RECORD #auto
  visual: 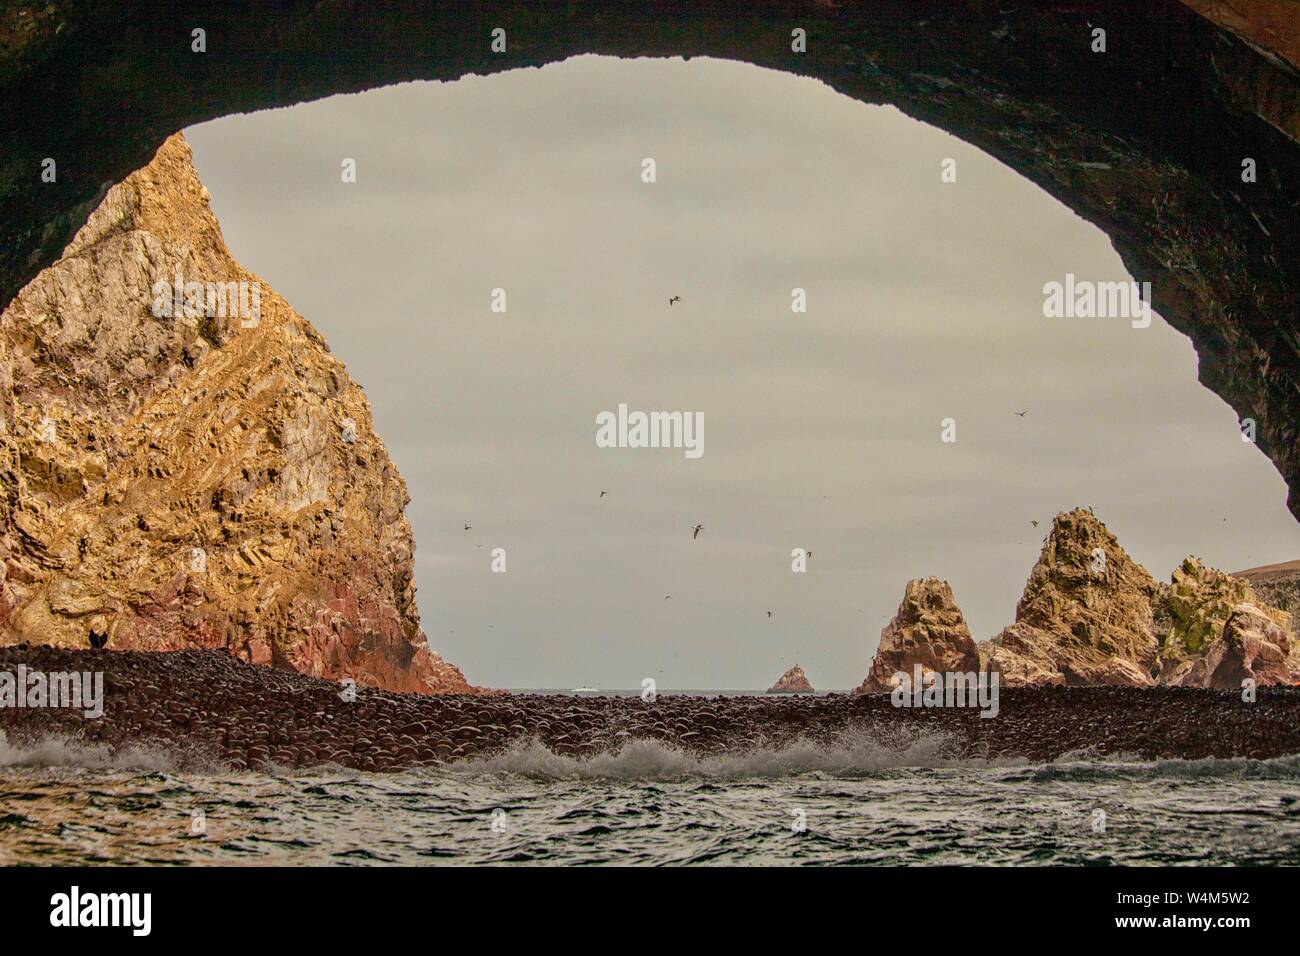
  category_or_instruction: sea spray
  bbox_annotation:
[448,726,999,782]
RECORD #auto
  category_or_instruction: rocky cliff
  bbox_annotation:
[767,664,814,694]
[981,510,1160,687]
[853,577,981,695]
[1164,603,1297,690]
[4,3,1300,528]
[1159,557,1258,655]
[858,511,1298,690]
[0,133,480,694]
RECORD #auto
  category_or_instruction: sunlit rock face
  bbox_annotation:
[1163,602,1297,689]
[0,133,481,694]
[1155,556,1289,680]
[853,578,981,696]
[1160,558,1259,655]
[1179,1,1300,83]
[964,515,1298,688]
[1158,558,1299,688]
[980,510,1161,687]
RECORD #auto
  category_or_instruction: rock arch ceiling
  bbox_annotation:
[1,0,1298,524]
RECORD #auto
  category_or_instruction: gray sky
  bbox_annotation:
[185,55,1300,690]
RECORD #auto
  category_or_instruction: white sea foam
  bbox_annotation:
[449,727,1032,781]
[448,729,1300,783]
[4,727,1297,783]
[0,730,182,772]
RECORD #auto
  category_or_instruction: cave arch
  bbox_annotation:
[1,0,1298,517]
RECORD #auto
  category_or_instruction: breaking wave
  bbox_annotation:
[0,730,190,773]
[450,732,1300,783]
[4,731,1300,865]
[3,727,1298,783]
[453,728,1021,781]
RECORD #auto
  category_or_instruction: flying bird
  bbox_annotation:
[1015,410,1028,417]
[669,296,681,306]
[599,491,607,498]
[1031,520,1038,528]
[463,524,471,531]
[665,595,672,600]
[767,611,773,618]
[692,524,703,540]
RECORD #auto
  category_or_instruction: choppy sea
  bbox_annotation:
[3,691,1298,866]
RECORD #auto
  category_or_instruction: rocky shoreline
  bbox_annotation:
[3,645,1299,773]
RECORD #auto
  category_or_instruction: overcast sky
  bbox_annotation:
[184,55,1300,690]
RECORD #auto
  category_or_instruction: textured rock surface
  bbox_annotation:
[1,2,1299,522]
[0,133,480,694]
[1236,559,1300,621]
[980,510,1160,687]
[1166,603,1298,689]
[1160,557,1258,654]
[767,664,814,694]
[1155,556,1293,683]
[853,578,981,695]
[968,518,1297,688]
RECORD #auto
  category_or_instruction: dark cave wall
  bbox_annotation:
[1,0,1298,516]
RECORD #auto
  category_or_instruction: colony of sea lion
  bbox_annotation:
[2,646,1296,772]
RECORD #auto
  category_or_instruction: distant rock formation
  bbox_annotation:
[980,509,1160,687]
[853,578,980,695]
[768,664,814,694]
[849,512,1300,693]
[1235,559,1300,621]
[0,133,482,694]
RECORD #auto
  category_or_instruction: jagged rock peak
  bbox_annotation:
[853,577,980,695]
[1016,509,1158,630]
[980,508,1159,687]
[0,133,484,694]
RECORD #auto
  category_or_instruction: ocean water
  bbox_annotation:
[2,729,1299,865]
